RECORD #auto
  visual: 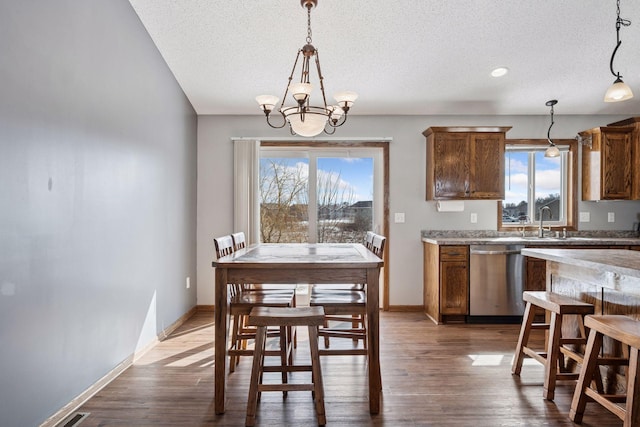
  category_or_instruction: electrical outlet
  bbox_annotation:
[394,212,405,223]
[186,277,190,289]
[470,213,478,223]
[608,212,615,223]
[579,212,590,222]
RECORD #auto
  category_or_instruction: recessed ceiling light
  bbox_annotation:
[491,67,509,77]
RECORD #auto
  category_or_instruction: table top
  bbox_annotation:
[212,243,383,269]
[522,248,640,279]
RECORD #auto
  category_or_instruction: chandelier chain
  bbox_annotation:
[306,7,312,44]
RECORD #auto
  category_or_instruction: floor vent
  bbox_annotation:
[60,412,89,427]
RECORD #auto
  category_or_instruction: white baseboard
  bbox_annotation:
[40,306,197,427]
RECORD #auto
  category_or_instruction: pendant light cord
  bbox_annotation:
[610,0,631,78]
[547,104,555,144]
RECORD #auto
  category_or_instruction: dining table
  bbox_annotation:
[212,242,384,415]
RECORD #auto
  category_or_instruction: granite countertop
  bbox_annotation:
[421,230,640,246]
[521,248,640,278]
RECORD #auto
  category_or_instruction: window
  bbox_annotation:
[259,146,383,244]
[501,139,577,229]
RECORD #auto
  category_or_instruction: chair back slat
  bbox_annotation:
[370,233,386,258]
[231,232,247,251]
[364,231,375,250]
[214,235,244,296]
[214,235,234,259]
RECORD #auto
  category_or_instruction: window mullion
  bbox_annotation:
[308,152,318,244]
[528,152,536,222]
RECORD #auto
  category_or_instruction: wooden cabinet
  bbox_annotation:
[607,117,640,199]
[525,257,547,292]
[423,126,511,200]
[439,246,469,315]
[579,125,634,200]
[424,243,469,323]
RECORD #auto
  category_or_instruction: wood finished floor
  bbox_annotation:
[76,311,622,426]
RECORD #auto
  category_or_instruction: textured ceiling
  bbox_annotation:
[128,0,640,116]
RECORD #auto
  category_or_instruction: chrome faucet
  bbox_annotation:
[538,206,551,238]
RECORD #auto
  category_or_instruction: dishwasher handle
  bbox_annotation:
[470,249,522,256]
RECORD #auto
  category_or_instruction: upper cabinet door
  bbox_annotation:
[424,126,511,200]
[469,133,505,199]
[432,132,470,199]
[581,125,634,200]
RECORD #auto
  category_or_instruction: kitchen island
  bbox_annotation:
[521,248,640,318]
[521,248,640,390]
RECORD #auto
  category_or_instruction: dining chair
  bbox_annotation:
[309,232,385,355]
[214,235,295,373]
[231,231,298,348]
[231,232,298,296]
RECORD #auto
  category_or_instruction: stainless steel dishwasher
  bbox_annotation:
[469,244,525,317]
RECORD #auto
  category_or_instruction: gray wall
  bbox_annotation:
[0,2,197,426]
[198,115,640,307]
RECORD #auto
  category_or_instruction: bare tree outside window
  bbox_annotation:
[260,158,309,243]
[260,157,373,243]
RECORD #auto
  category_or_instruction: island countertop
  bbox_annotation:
[521,248,640,280]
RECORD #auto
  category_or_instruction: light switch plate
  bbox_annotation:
[470,213,478,223]
[394,212,405,223]
[579,212,590,222]
[608,212,615,223]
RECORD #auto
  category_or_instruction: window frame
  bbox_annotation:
[259,146,384,243]
[498,138,577,231]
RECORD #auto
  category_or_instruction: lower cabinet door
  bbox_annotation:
[440,261,469,315]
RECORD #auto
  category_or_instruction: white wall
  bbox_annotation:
[197,114,640,307]
[0,2,197,426]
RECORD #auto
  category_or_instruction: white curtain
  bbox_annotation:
[233,139,260,244]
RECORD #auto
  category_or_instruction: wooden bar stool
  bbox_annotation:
[512,291,595,401]
[245,306,326,427]
[570,315,640,426]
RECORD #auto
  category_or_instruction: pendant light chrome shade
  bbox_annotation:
[544,100,560,158]
[604,0,633,102]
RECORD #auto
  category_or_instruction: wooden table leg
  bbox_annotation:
[214,267,229,414]
[367,267,381,414]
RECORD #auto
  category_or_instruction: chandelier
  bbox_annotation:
[604,0,633,102]
[255,0,357,137]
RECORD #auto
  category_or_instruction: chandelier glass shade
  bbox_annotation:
[255,0,357,137]
[604,0,633,102]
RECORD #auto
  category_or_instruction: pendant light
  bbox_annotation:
[604,0,633,102]
[544,100,560,158]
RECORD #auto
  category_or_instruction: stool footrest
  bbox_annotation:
[584,388,627,420]
[262,365,313,373]
[531,323,550,330]
[258,383,316,393]
[555,372,581,381]
[522,347,547,365]
[560,338,587,345]
[596,357,629,366]
[559,347,585,364]
[319,348,368,356]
